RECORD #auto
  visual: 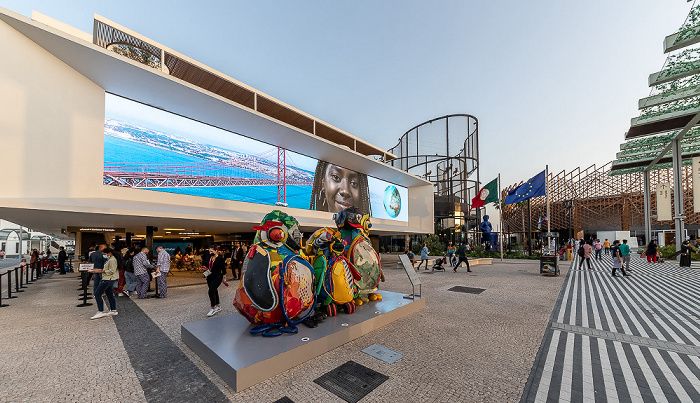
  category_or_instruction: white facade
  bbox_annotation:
[0,8,434,241]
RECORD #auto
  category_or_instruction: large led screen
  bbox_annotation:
[103,94,408,221]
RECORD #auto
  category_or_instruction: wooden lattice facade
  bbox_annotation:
[501,162,700,238]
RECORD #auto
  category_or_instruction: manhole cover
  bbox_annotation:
[313,360,388,403]
[362,344,404,364]
[448,286,485,294]
[273,397,294,403]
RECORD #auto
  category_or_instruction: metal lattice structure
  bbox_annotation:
[387,114,479,236]
[501,162,700,240]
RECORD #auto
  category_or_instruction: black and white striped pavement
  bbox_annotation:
[521,255,700,403]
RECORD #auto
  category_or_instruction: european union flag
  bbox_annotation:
[504,170,546,204]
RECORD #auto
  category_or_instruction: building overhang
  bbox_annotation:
[0,8,421,188]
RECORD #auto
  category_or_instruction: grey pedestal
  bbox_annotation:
[181,290,425,392]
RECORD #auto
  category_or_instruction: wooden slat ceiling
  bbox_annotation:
[256,95,314,133]
[164,52,255,109]
[93,19,389,159]
[315,122,355,150]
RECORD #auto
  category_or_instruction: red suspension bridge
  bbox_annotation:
[103,148,313,204]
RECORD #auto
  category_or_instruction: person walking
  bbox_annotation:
[447,242,456,267]
[643,240,659,263]
[206,245,227,317]
[132,247,154,299]
[611,240,628,277]
[416,243,429,270]
[57,246,67,275]
[619,239,632,272]
[154,245,170,298]
[89,248,119,319]
[122,247,137,297]
[578,240,593,270]
[593,239,603,260]
[453,241,472,273]
[232,243,245,280]
[30,249,39,276]
[603,239,610,255]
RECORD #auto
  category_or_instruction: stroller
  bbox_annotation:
[432,255,448,271]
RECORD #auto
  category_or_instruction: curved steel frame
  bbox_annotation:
[388,114,480,238]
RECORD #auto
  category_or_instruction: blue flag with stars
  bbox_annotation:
[504,170,546,204]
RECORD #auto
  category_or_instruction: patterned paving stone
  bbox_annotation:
[521,256,700,403]
[0,256,564,402]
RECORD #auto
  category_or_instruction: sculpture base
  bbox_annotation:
[181,290,425,392]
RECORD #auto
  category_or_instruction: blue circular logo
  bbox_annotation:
[383,185,401,218]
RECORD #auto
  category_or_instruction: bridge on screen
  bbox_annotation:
[103,148,312,204]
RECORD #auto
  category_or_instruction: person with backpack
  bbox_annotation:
[453,241,472,273]
[578,240,593,270]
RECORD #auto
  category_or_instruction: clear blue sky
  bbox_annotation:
[0,0,693,188]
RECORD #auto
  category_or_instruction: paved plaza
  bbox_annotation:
[522,255,700,403]
[0,254,697,402]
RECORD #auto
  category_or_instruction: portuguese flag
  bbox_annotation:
[471,177,498,210]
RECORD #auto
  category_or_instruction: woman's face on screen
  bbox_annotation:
[323,164,360,213]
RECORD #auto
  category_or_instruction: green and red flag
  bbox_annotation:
[471,177,498,210]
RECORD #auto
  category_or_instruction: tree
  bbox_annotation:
[422,234,445,255]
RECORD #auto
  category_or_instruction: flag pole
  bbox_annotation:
[546,165,551,254]
[499,173,504,261]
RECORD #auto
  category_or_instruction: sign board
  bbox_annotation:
[694,157,700,213]
[67,227,125,233]
[656,182,672,221]
[398,255,420,286]
[539,255,559,276]
[79,263,94,272]
[398,254,421,299]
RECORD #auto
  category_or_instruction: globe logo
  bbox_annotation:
[383,185,401,218]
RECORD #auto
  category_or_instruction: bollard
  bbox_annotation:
[4,271,17,299]
[25,265,32,284]
[150,272,160,298]
[19,266,27,289]
[76,270,93,307]
[0,272,8,307]
[14,268,24,293]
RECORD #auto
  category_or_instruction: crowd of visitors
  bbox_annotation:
[79,241,251,319]
[569,235,687,277]
[403,241,473,273]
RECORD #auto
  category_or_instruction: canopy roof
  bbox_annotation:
[613,2,700,174]
[0,229,31,241]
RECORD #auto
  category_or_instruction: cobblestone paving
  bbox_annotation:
[0,257,564,402]
[0,271,147,402]
[522,256,700,403]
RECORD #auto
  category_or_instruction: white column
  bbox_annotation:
[644,170,651,245]
[672,138,685,252]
